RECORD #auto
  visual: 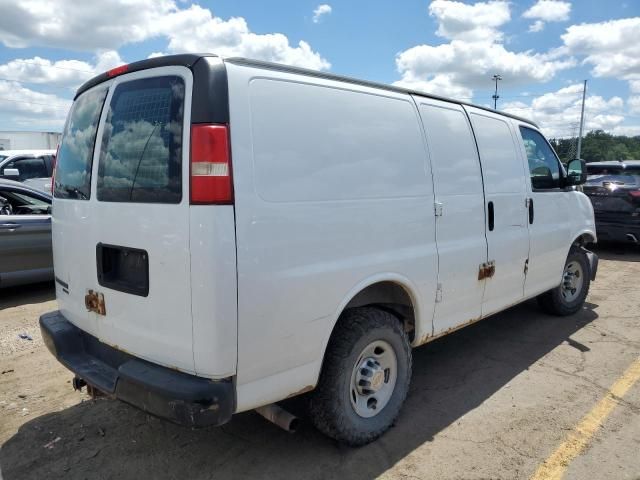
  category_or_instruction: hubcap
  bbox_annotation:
[350,340,397,418]
[561,261,584,302]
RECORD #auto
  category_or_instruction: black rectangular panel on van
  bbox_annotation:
[96,243,149,297]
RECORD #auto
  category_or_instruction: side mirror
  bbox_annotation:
[565,159,587,186]
[3,168,19,180]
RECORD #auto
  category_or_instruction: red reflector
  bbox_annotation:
[630,190,640,198]
[190,124,233,204]
[106,64,129,78]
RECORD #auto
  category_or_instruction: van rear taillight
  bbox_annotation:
[190,124,233,204]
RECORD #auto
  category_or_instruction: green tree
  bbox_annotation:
[550,130,640,163]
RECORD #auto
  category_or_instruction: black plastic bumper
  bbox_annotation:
[595,221,640,244]
[39,311,235,428]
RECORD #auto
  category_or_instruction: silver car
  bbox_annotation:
[0,178,53,287]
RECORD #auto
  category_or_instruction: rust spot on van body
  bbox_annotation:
[85,290,106,315]
[477,261,496,280]
[415,316,483,347]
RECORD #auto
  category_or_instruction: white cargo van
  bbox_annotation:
[41,54,597,445]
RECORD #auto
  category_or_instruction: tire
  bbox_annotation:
[307,307,412,446]
[537,247,591,316]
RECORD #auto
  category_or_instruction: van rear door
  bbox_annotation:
[53,67,196,373]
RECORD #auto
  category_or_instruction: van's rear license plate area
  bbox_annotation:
[96,243,149,297]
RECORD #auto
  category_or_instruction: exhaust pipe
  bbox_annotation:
[255,404,299,433]
[626,233,638,243]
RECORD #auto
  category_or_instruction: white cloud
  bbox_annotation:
[159,5,330,70]
[528,20,545,32]
[523,1,571,35]
[394,1,574,99]
[523,1,571,22]
[561,17,640,88]
[502,84,625,138]
[0,80,70,128]
[429,0,511,42]
[0,51,123,89]
[0,0,176,50]
[610,125,640,136]
[312,4,332,24]
[0,0,329,71]
[394,73,473,99]
[628,96,640,115]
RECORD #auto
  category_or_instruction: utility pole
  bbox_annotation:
[577,79,587,159]
[492,74,502,109]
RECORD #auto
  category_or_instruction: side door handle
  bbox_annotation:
[488,201,494,231]
[528,198,534,224]
[0,222,22,231]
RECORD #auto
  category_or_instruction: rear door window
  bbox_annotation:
[54,87,108,199]
[97,76,185,203]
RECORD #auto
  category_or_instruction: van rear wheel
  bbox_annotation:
[537,248,591,316]
[308,307,411,446]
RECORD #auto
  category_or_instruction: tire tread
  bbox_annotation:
[308,307,412,446]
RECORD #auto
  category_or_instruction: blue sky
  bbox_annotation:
[0,0,639,137]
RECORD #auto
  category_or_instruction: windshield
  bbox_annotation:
[54,87,108,200]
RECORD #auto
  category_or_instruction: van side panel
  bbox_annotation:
[226,63,437,411]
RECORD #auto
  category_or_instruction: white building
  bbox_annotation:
[0,131,61,150]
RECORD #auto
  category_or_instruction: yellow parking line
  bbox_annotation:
[531,356,640,480]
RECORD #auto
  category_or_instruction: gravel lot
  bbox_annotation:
[1,244,639,480]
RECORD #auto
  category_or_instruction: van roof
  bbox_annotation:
[76,53,538,128]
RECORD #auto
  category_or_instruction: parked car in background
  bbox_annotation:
[583,160,640,244]
[0,178,53,287]
[0,149,56,193]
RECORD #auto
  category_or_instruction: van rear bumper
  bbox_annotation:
[39,310,235,428]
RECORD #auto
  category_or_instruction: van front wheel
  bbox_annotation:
[308,307,412,446]
[537,248,591,316]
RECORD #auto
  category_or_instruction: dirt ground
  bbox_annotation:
[1,244,639,480]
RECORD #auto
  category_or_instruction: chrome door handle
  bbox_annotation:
[0,223,21,230]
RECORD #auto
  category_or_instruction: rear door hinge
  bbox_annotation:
[434,201,443,217]
[524,258,529,275]
[435,283,443,303]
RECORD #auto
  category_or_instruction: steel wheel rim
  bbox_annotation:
[349,339,398,418]
[561,260,584,302]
